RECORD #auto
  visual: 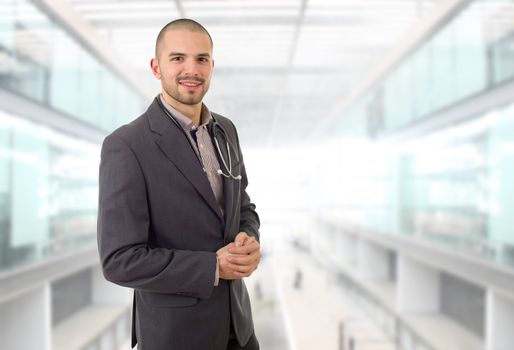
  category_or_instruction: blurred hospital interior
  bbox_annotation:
[1,0,514,349]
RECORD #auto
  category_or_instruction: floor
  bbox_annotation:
[247,244,397,350]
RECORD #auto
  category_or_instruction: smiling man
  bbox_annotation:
[97,19,261,350]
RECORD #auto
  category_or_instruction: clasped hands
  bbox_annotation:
[216,232,261,280]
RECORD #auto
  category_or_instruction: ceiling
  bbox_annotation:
[65,0,438,147]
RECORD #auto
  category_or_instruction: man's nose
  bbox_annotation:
[183,59,200,76]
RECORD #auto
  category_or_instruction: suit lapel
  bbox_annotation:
[147,98,223,220]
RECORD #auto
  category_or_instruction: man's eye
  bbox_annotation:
[198,57,208,63]
[171,57,183,62]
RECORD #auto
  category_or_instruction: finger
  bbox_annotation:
[229,241,259,255]
[227,254,257,266]
[221,242,235,253]
[230,249,260,264]
[229,263,254,274]
[234,265,258,278]
[217,242,233,256]
[242,236,256,246]
[234,269,252,278]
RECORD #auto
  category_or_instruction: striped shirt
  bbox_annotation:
[159,95,225,216]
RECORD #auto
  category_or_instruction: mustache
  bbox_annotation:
[177,76,205,83]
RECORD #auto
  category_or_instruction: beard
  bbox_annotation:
[162,76,210,106]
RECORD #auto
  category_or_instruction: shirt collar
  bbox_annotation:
[159,94,212,131]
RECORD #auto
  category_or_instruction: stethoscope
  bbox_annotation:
[156,96,242,181]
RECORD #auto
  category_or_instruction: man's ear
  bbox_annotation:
[150,58,161,79]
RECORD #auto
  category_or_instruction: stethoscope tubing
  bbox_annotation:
[210,122,242,181]
[156,97,242,181]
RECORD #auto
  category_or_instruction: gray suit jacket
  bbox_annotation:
[97,97,260,350]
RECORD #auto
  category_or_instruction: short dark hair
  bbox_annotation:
[155,18,213,58]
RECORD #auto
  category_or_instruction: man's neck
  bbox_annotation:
[161,92,202,126]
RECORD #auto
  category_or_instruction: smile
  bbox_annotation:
[179,80,202,87]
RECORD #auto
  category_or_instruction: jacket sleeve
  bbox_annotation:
[229,122,261,242]
[238,161,260,242]
[97,132,217,299]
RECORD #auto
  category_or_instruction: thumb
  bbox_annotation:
[234,232,249,247]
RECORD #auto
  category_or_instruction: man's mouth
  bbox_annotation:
[178,78,203,88]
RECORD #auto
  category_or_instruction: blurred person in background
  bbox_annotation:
[97,18,261,350]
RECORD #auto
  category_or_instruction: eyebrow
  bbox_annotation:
[168,52,211,58]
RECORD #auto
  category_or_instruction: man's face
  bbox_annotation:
[151,29,214,108]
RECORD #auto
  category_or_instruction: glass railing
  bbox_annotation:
[336,272,437,350]
[324,0,514,270]
[0,0,151,274]
[0,110,99,272]
[316,100,514,270]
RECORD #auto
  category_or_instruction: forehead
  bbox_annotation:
[160,29,212,54]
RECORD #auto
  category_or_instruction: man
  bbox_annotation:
[97,18,261,350]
